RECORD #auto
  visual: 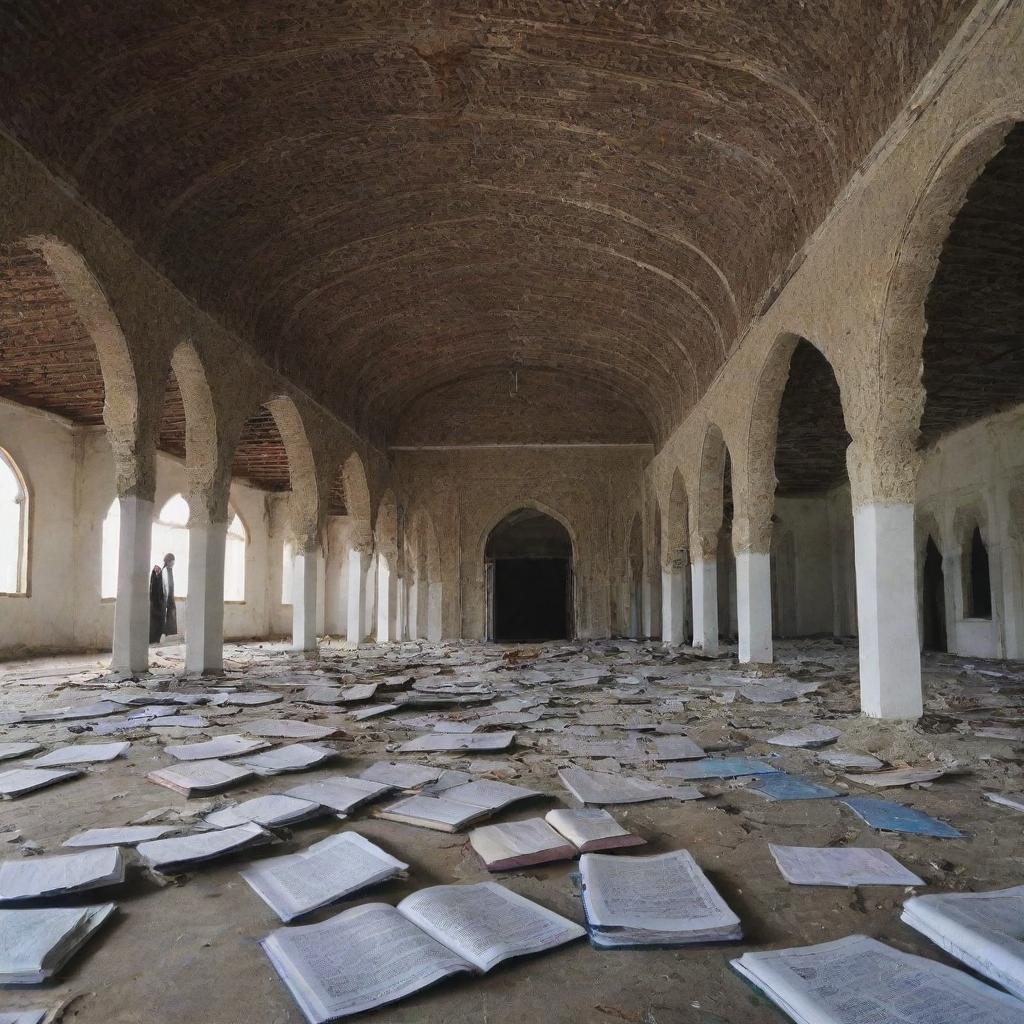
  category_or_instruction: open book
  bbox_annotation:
[377,780,541,833]
[732,934,1024,1024]
[544,808,645,853]
[262,882,584,1022]
[0,847,126,902]
[901,885,1024,1000]
[469,819,576,871]
[242,831,408,922]
[579,849,741,948]
[205,794,323,829]
[286,776,393,815]
[0,903,116,984]
[136,822,274,873]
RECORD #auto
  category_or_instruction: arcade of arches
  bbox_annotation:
[1,2,1023,731]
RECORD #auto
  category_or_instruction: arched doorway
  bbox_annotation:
[921,536,947,652]
[485,508,573,641]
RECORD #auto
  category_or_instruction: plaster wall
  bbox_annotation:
[0,399,286,657]
[394,446,652,641]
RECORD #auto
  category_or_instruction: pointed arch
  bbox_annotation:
[163,341,220,518]
[694,423,732,554]
[337,451,372,548]
[878,116,1022,454]
[264,396,319,544]
[662,467,689,566]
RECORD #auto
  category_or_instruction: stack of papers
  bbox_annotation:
[841,796,962,838]
[732,934,1023,1024]
[768,844,923,886]
[205,794,323,829]
[26,741,129,767]
[286,776,393,815]
[0,848,126,901]
[242,832,408,922]
[234,743,336,776]
[164,735,270,761]
[399,732,515,753]
[137,822,274,872]
[376,795,492,832]
[261,882,583,1021]
[580,850,742,948]
[0,767,82,799]
[901,885,1024,1000]
[0,904,116,984]
[147,759,255,796]
[662,757,776,781]
[63,826,175,848]
[559,766,700,805]
[358,762,443,789]
[243,719,338,740]
[766,725,841,748]
[0,742,42,762]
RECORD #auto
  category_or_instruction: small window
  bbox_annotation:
[966,526,992,619]
[224,510,247,602]
[151,494,190,598]
[0,449,28,595]
[100,498,120,599]
[281,539,295,605]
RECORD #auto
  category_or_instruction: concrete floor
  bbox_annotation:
[0,638,1022,1023]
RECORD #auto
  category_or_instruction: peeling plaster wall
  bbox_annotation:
[394,447,651,641]
[0,400,284,657]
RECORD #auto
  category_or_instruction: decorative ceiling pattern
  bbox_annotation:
[0,1,972,444]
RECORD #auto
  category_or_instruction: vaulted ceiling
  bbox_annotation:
[0,1,972,445]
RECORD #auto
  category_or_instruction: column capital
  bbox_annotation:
[689,531,718,562]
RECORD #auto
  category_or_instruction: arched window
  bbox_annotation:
[0,449,28,595]
[151,494,190,598]
[100,498,120,599]
[281,539,295,605]
[965,525,992,619]
[224,510,247,602]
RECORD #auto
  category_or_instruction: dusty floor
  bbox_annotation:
[0,637,1022,1024]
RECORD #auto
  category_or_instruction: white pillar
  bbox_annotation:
[661,564,685,645]
[408,575,421,640]
[315,550,327,637]
[185,520,227,673]
[427,581,443,641]
[396,575,407,642]
[112,495,153,673]
[376,555,398,642]
[691,559,718,655]
[291,547,319,652]
[854,503,923,719]
[737,551,773,664]
[346,546,368,644]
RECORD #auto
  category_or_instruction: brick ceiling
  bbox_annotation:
[0,2,973,445]
[921,123,1024,446]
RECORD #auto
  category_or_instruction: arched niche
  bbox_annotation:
[484,507,575,642]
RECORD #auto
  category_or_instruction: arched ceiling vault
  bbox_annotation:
[0,2,972,445]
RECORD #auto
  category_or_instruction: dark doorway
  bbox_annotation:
[486,508,573,641]
[922,536,947,652]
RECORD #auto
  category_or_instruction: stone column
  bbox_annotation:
[408,572,421,640]
[112,495,154,674]
[853,504,922,718]
[427,581,443,641]
[736,551,773,663]
[690,566,717,654]
[661,559,686,645]
[185,519,228,673]
[376,552,398,643]
[291,545,320,652]
[346,544,370,644]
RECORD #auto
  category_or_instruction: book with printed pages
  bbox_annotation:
[261,882,584,1022]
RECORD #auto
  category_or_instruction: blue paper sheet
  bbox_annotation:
[749,773,838,801]
[841,796,963,838]
[663,757,777,781]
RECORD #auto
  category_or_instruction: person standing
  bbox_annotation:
[161,552,177,638]
[149,565,165,643]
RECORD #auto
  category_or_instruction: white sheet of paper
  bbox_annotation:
[27,742,129,767]
[768,844,923,886]
[164,734,270,761]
